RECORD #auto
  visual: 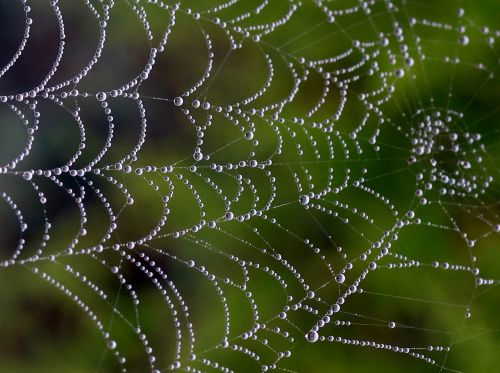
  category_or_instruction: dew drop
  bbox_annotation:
[96,92,107,101]
[459,35,469,46]
[305,330,318,343]
[299,195,310,205]
[173,97,183,106]
[394,69,405,78]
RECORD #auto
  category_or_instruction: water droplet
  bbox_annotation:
[299,195,310,205]
[173,97,183,106]
[306,330,318,343]
[405,58,414,67]
[395,69,405,78]
[96,92,107,101]
[335,274,345,284]
[459,35,469,46]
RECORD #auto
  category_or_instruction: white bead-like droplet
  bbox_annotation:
[459,35,469,46]
[299,195,310,205]
[23,171,33,180]
[173,97,183,106]
[335,274,345,283]
[388,321,396,329]
[394,69,405,78]
[306,330,318,343]
[96,92,107,101]
[107,340,117,349]
[171,361,181,369]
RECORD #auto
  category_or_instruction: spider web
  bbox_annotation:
[0,0,499,371]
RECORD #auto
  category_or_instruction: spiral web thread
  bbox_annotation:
[0,0,499,371]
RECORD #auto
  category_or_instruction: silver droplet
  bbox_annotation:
[96,92,107,101]
[299,195,310,205]
[335,274,345,284]
[305,331,318,343]
[173,97,183,106]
